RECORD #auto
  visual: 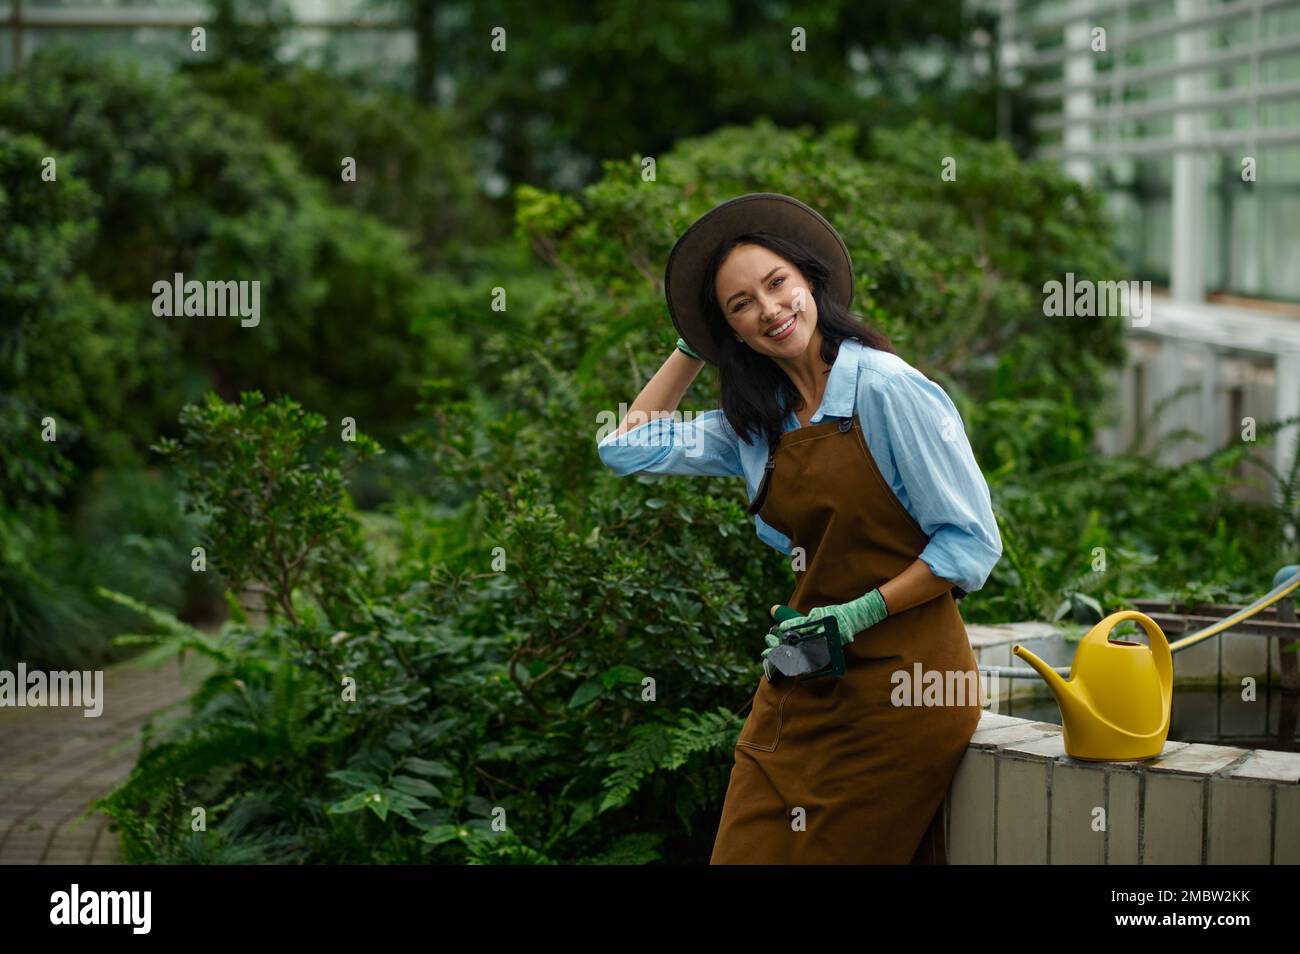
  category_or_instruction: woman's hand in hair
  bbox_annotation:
[605,347,704,440]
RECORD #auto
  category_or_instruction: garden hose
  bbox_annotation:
[1166,565,1300,652]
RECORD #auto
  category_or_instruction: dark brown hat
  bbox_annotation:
[664,192,854,366]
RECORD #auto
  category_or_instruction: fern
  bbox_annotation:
[100,725,277,804]
[464,828,558,865]
[94,797,159,864]
[992,507,1055,620]
[577,831,664,865]
[1125,382,1200,457]
[1237,416,1300,561]
[97,586,233,666]
[598,707,742,813]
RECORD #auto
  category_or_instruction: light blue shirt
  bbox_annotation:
[595,339,1003,594]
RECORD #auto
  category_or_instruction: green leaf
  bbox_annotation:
[387,790,433,812]
[402,757,454,779]
[326,792,373,815]
[327,769,382,790]
[600,665,645,688]
[420,824,462,846]
[390,775,442,799]
[566,798,597,835]
[568,678,604,708]
[575,309,646,383]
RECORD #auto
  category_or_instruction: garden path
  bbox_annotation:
[0,645,204,864]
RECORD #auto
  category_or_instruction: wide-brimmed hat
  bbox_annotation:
[664,192,854,366]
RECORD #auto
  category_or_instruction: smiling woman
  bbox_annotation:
[596,192,1003,865]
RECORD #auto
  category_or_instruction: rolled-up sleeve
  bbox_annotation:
[879,371,1002,594]
[596,408,744,478]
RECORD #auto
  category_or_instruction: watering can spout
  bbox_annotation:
[1012,644,1076,711]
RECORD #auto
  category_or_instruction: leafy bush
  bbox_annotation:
[0,509,99,670]
[182,60,504,265]
[0,47,442,446]
[0,127,133,506]
[97,393,753,863]
[0,126,213,668]
[0,47,485,666]
[0,469,213,671]
[980,398,1300,626]
[153,390,381,626]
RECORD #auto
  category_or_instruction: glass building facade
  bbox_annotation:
[1001,0,1300,501]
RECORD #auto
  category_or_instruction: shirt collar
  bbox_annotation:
[786,338,861,426]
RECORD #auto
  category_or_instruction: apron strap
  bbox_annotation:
[747,446,778,516]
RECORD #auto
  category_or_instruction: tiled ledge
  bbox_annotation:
[945,712,1300,864]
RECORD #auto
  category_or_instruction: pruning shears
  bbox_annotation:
[762,604,846,684]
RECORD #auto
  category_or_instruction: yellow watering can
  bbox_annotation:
[1012,610,1173,761]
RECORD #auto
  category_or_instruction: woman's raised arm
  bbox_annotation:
[595,345,743,478]
[606,347,704,440]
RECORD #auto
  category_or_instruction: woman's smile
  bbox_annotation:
[764,314,798,340]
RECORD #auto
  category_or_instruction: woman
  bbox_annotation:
[596,193,1002,864]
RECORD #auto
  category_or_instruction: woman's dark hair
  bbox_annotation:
[699,230,897,458]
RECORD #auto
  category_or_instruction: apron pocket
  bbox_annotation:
[736,679,797,752]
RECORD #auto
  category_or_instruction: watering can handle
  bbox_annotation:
[1097,610,1174,710]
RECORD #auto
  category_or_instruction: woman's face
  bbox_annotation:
[715,243,818,359]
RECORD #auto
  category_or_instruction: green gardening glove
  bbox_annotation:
[761,588,889,658]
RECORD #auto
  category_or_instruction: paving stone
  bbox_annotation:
[0,656,195,865]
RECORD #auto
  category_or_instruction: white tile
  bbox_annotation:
[948,748,995,864]
[1050,763,1106,865]
[1143,774,1204,864]
[1207,778,1272,864]
[1148,742,1248,776]
[1107,768,1142,865]
[1276,785,1300,864]
[996,758,1049,864]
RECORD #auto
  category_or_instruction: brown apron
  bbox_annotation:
[710,414,982,864]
